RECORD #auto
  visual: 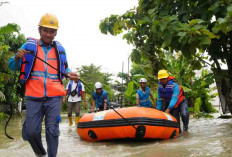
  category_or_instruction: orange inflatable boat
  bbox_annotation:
[77,107,179,141]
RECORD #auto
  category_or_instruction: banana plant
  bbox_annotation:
[0,23,25,104]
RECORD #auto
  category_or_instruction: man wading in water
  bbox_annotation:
[156,70,189,135]
[8,13,78,157]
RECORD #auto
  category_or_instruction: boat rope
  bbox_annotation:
[27,51,138,131]
[26,51,92,91]
[4,60,18,139]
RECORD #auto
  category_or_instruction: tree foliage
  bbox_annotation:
[76,64,114,100]
[99,0,231,61]
[100,0,232,114]
[164,52,197,86]
[124,53,217,114]
[0,23,26,109]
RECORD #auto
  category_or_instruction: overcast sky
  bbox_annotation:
[0,0,138,79]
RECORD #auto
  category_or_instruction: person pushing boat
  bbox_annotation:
[91,82,110,112]
[156,70,189,134]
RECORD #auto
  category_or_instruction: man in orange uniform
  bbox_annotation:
[8,14,78,157]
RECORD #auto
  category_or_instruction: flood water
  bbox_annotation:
[0,112,232,157]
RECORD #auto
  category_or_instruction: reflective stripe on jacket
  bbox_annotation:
[21,38,67,97]
[137,87,152,108]
[20,38,68,84]
[93,89,109,108]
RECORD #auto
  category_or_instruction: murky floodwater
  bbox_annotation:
[0,112,232,157]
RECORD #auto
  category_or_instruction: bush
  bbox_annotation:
[201,91,217,113]
[0,112,9,120]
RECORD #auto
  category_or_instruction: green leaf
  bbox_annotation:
[124,81,134,96]
[200,29,219,39]
[209,2,219,11]
[227,5,232,12]
[189,19,204,27]
[193,79,201,89]
[212,24,221,33]
[159,9,168,16]
[113,22,119,32]
[151,20,160,32]
[177,32,186,37]
[159,21,167,32]
[99,21,108,34]
[181,85,191,93]
[168,15,178,21]
[194,97,201,118]
[138,17,150,25]
[221,23,227,34]
[200,36,211,45]
[0,73,4,81]
[148,8,155,15]
[161,41,169,48]
[0,23,20,34]
[131,49,141,64]
[191,61,202,70]
[218,18,226,24]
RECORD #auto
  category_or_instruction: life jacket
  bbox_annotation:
[93,89,110,108]
[137,87,152,108]
[20,38,68,97]
[20,38,68,84]
[67,80,82,97]
[158,76,184,108]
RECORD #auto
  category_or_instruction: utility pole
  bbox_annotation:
[121,61,124,108]
[128,55,130,82]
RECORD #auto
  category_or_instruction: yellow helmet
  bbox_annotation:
[38,13,59,29]
[158,70,169,80]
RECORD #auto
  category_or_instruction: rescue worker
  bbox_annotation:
[8,13,78,157]
[63,77,87,126]
[156,70,189,134]
[136,78,156,108]
[92,82,109,112]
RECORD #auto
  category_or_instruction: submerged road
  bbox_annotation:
[0,112,232,157]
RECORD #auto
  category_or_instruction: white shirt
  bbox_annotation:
[66,81,85,102]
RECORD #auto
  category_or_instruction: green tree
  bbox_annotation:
[130,62,144,77]
[187,70,218,118]
[0,23,26,113]
[76,64,114,101]
[124,52,217,113]
[100,0,232,114]
[123,62,156,106]
[164,52,197,86]
[117,72,129,85]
